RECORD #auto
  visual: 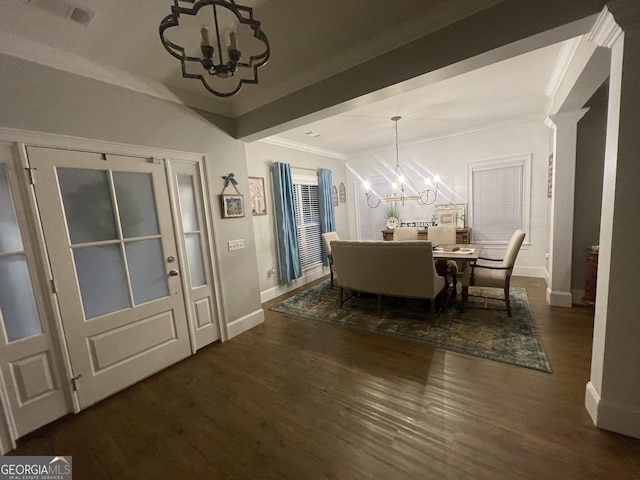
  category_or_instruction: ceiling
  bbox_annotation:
[0,0,570,156]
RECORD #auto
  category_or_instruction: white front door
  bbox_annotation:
[27,147,191,409]
[0,146,71,437]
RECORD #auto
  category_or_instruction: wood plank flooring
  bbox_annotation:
[11,277,640,479]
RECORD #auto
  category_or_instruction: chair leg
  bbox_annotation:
[452,273,458,297]
[504,276,512,317]
[338,287,344,309]
[505,286,512,317]
[462,286,469,301]
[430,299,436,322]
[377,295,382,318]
[330,269,334,289]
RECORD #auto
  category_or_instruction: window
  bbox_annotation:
[293,177,322,270]
[468,155,530,244]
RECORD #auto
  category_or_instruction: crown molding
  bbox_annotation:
[544,36,582,100]
[259,136,347,160]
[588,6,623,48]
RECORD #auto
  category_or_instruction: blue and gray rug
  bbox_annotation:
[271,280,551,373]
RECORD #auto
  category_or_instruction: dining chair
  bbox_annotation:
[428,225,459,294]
[321,231,340,288]
[392,227,419,241]
[461,229,526,316]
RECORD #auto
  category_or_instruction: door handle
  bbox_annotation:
[169,269,180,277]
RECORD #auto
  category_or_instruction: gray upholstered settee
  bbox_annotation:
[330,240,446,320]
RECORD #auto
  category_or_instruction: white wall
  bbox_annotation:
[0,53,263,330]
[346,118,551,278]
[244,141,349,301]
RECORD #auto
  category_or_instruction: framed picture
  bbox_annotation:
[339,182,347,203]
[221,194,245,218]
[438,212,457,226]
[248,176,267,216]
[434,203,466,228]
[332,185,339,206]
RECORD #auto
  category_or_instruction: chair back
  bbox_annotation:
[428,225,456,246]
[322,231,340,256]
[503,229,526,268]
[392,227,419,241]
[331,240,444,299]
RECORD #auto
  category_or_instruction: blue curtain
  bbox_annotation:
[317,168,336,266]
[271,162,302,282]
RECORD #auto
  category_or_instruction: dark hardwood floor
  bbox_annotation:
[11,277,640,479]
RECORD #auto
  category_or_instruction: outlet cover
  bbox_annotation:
[228,239,244,251]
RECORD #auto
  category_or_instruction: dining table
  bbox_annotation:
[432,244,484,294]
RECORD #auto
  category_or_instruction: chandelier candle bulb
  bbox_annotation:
[200,26,211,47]
[227,30,238,51]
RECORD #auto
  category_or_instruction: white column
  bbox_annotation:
[586,1,640,439]
[545,109,587,307]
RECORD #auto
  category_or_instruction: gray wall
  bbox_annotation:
[572,83,608,292]
[0,53,262,324]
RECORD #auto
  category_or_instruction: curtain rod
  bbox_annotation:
[270,161,319,173]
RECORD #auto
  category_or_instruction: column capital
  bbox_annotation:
[545,108,589,129]
[589,6,623,48]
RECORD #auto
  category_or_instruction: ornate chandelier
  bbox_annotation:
[159,0,270,97]
[363,116,440,208]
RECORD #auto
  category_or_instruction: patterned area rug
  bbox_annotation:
[271,280,551,373]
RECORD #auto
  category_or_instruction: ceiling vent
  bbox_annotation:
[67,5,95,27]
[20,0,95,28]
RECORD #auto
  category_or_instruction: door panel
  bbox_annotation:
[0,146,71,437]
[27,147,191,409]
[169,161,221,350]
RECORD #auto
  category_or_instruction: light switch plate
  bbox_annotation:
[228,239,244,251]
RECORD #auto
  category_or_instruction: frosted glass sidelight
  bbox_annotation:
[73,245,131,320]
[125,239,169,305]
[185,233,206,287]
[177,175,199,232]
[113,172,160,238]
[58,168,118,244]
[0,254,42,341]
[0,165,24,253]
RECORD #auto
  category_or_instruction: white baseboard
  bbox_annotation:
[226,308,265,339]
[585,381,601,425]
[260,266,329,304]
[513,266,547,278]
[546,287,573,307]
[585,381,640,439]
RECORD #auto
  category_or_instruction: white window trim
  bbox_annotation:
[467,153,531,247]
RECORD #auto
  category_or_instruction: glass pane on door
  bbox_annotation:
[177,175,199,231]
[185,234,206,287]
[73,245,131,319]
[0,165,24,252]
[125,239,169,304]
[113,172,160,238]
[0,254,42,342]
[58,168,118,244]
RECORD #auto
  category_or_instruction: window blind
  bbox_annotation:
[293,183,322,269]
[472,163,523,243]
